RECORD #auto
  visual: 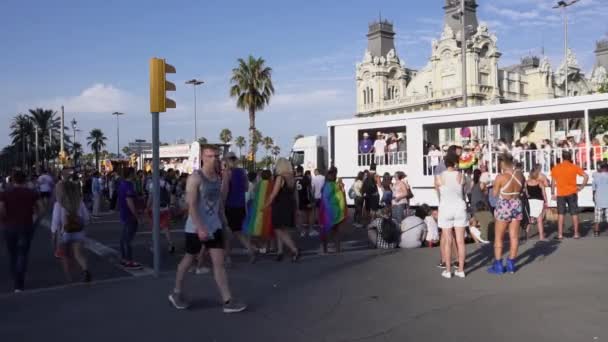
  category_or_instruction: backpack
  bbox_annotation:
[63,211,83,233]
[379,218,400,244]
[160,182,171,207]
[348,185,356,199]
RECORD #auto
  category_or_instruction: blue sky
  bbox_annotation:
[1,0,607,155]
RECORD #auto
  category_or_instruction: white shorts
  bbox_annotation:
[438,205,468,229]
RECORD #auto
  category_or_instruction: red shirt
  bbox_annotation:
[0,187,39,226]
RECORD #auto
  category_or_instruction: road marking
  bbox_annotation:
[84,237,155,277]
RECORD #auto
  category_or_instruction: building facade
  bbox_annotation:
[355,0,608,145]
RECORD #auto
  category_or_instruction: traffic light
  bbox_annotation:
[149,58,176,113]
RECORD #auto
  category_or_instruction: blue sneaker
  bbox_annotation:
[506,258,517,274]
[487,260,505,275]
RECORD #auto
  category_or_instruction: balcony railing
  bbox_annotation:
[358,151,407,167]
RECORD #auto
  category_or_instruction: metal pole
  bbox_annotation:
[35,127,39,171]
[151,112,161,276]
[461,0,468,107]
[564,6,568,97]
[194,85,198,141]
[60,105,65,154]
[117,114,120,157]
[584,108,591,171]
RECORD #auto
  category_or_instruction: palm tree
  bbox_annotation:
[262,136,274,158]
[234,136,246,158]
[28,108,64,164]
[87,129,107,170]
[10,114,34,170]
[122,146,132,156]
[229,55,275,164]
[198,137,208,145]
[219,129,233,145]
[294,134,304,142]
[271,145,281,161]
[251,130,263,160]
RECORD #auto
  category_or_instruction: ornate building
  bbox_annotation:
[355,0,607,144]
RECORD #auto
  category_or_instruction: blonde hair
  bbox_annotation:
[61,181,82,214]
[275,158,293,176]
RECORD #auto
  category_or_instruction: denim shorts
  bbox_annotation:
[557,194,579,215]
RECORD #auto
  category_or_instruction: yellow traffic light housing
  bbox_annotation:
[150,58,176,112]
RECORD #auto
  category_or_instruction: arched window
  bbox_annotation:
[370,88,374,103]
[363,89,367,104]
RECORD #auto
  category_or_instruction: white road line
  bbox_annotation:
[84,237,154,277]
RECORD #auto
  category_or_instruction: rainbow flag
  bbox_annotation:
[459,154,476,169]
[242,180,274,237]
[319,182,347,234]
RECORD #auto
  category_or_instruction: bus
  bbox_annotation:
[327,94,608,207]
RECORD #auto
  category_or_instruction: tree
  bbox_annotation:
[234,136,246,158]
[10,114,34,170]
[229,55,275,164]
[590,82,608,136]
[294,134,304,142]
[122,146,132,156]
[28,108,65,165]
[197,137,208,145]
[251,130,263,160]
[219,129,233,145]
[262,136,274,158]
[87,129,107,170]
[271,145,281,161]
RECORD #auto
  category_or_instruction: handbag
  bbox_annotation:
[405,185,414,200]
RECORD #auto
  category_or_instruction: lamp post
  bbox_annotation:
[71,118,78,164]
[112,112,124,158]
[553,0,580,98]
[185,79,204,141]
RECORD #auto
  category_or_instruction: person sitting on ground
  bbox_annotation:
[399,206,428,249]
[367,207,400,249]
[469,201,493,244]
[424,206,440,247]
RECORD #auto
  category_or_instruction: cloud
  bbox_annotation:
[486,4,539,20]
[37,84,144,114]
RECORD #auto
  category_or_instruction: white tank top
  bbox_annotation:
[439,171,465,206]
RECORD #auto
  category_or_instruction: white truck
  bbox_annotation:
[290,135,328,174]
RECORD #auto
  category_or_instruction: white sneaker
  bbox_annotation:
[441,270,452,279]
[195,267,210,275]
[308,230,319,237]
[454,271,466,278]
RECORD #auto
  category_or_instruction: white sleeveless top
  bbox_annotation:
[439,171,465,207]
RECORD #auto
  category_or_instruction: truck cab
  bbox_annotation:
[290,135,328,174]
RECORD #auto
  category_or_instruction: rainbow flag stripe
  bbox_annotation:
[243,180,274,237]
[319,182,347,234]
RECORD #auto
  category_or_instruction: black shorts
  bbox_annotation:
[557,194,579,215]
[184,230,224,255]
[364,194,380,212]
[225,206,246,232]
[40,191,52,199]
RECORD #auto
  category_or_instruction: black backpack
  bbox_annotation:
[380,218,401,244]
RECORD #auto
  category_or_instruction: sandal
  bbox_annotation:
[594,231,600,237]
[555,236,563,241]
[292,251,300,263]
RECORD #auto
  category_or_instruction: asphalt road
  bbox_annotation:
[2,209,608,341]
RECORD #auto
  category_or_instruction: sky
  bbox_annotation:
[1,0,607,156]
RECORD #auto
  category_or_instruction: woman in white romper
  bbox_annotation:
[435,154,467,279]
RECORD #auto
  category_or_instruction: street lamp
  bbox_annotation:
[112,112,125,158]
[185,79,204,141]
[553,0,580,98]
[71,118,78,163]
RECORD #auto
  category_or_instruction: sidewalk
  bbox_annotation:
[2,236,608,341]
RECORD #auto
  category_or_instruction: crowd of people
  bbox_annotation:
[3,139,608,312]
[425,134,608,174]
